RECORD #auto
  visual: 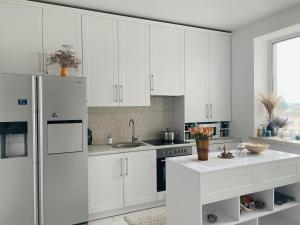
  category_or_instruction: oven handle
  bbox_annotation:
[161,160,166,162]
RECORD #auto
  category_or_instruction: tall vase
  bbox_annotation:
[196,139,209,161]
[60,67,68,77]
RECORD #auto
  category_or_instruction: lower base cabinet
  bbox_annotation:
[88,150,157,215]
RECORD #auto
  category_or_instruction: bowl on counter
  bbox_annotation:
[243,142,270,154]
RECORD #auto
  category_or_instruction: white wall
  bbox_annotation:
[231,4,300,141]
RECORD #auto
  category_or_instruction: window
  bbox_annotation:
[273,36,300,135]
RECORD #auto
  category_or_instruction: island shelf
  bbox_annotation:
[166,150,300,225]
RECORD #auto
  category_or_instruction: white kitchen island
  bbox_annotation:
[166,150,300,225]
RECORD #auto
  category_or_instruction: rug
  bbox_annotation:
[124,207,166,225]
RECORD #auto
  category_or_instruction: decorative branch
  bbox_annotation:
[259,93,282,120]
[47,44,81,70]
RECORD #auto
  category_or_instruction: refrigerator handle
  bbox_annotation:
[32,76,38,225]
[37,76,45,225]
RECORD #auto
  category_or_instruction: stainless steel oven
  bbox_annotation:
[156,146,192,192]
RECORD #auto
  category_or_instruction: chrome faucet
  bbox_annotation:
[129,119,138,143]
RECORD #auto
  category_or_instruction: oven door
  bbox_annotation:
[157,157,166,192]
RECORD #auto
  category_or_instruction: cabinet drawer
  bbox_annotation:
[257,159,300,189]
[201,168,255,203]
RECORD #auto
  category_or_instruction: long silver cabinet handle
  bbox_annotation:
[120,158,123,176]
[44,53,49,75]
[210,104,213,119]
[206,104,209,119]
[119,85,124,102]
[114,85,118,102]
[125,157,129,176]
[150,75,154,91]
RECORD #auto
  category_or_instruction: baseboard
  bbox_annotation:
[89,200,166,221]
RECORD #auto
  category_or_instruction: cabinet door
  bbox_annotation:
[82,15,119,106]
[118,20,150,106]
[150,25,184,96]
[88,154,124,214]
[43,9,82,76]
[0,3,43,75]
[209,34,231,121]
[124,150,157,207]
[185,31,209,122]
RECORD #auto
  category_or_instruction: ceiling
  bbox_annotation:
[36,0,300,31]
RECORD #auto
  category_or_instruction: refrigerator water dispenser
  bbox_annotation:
[0,122,27,158]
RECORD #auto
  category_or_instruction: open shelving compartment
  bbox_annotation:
[239,189,274,222]
[202,197,240,225]
[259,206,300,225]
[201,182,300,225]
[273,182,300,212]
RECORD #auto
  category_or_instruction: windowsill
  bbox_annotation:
[249,136,300,148]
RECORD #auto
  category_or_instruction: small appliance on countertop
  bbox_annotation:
[88,128,92,145]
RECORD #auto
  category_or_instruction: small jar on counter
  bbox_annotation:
[107,133,113,145]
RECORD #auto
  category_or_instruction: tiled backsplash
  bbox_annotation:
[88,97,173,145]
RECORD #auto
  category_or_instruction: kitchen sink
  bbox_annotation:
[112,142,145,148]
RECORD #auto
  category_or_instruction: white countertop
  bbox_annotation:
[88,142,193,156]
[250,136,300,148]
[167,149,300,174]
[88,137,241,156]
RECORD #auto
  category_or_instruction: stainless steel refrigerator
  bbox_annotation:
[0,74,88,225]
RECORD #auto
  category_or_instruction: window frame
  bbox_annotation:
[270,33,300,95]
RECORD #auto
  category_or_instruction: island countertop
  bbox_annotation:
[167,149,300,174]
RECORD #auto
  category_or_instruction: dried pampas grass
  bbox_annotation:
[259,93,282,120]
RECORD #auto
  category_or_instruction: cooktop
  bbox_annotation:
[144,139,187,146]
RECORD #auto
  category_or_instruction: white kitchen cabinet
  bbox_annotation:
[83,16,150,106]
[209,34,231,121]
[185,31,209,122]
[184,31,231,122]
[0,3,43,75]
[118,20,150,106]
[123,150,156,207]
[150,25,184,96]
[88,154,124,214]
[83,15,119,106]
[43,9,82,77]
[89,150,157,215]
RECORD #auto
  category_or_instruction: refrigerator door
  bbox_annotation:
[0,75,37,225]
[38,76,88,225]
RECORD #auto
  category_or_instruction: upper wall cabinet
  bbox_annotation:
[83,15,150,107]
[150,25,184,96]
[0,3,43,75]
[185,31,209,122]
[209,34,231,122]
[43,9,82,77]
[83,15,119,107]
[185,31,231,123]
[118,20,150,106]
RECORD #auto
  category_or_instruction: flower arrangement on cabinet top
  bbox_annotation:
[259,93,289,137]
[47,44,81,77]
[189,127,214,161]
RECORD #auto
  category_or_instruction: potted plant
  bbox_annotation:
[47,44,81,77]
[259,94,282,136]
[269,116,289,136]
[189,127,214,161]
